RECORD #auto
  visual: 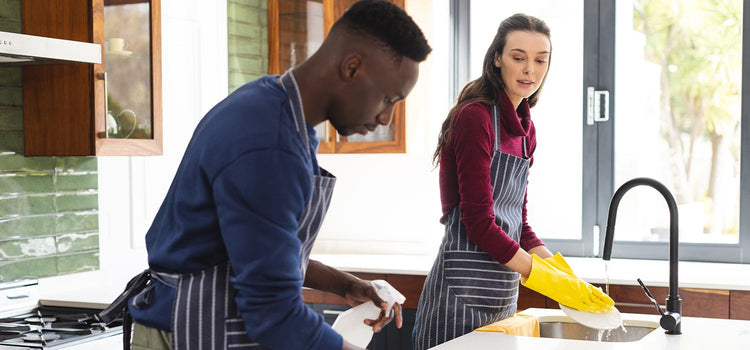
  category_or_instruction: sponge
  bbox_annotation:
[474,313,540,337]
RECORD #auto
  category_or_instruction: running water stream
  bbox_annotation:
[598,260,626,341]
[604,260,610,295]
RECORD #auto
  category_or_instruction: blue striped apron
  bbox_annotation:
[412,104,530,349]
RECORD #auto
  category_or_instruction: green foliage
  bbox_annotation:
[633,0,741,137]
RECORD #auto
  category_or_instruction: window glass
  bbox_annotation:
[613,0,742,244]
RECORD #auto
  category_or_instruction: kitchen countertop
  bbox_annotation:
[36,254,750,308]
[309,254,750,291]
[36,254,750,306]
[430,308,750,349]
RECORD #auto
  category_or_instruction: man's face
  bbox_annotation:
[328,52,419,137]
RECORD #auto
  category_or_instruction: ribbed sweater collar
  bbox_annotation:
[497,90,531,136]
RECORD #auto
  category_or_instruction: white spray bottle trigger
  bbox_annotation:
[371,279,406,315]
[330,280,405,348]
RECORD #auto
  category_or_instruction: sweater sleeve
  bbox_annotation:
[452,104,521,264]
[212,149,342,350]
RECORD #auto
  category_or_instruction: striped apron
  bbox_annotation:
[412,104,530,349]
[103,70,337,350]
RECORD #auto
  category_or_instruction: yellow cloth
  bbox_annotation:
[474,313,540,337]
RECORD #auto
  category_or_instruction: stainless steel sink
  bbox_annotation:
[538,316,658,342]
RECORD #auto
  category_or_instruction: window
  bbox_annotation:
[267,0,407,154]
[456,0,748,263]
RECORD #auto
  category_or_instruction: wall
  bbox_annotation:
[0,0,100,282]
[92,0,229,289]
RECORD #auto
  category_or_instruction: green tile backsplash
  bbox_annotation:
[228,0,268,92]
[0,0,100,282]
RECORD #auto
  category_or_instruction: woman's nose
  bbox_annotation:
[524,62,534,75]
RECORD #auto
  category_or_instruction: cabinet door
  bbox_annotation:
[268,0,406,154]
[95,0,162,155]
[22,0,162,156]
[98,0,162,154]
[22,0,96,156]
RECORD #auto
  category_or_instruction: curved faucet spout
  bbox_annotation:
[602,177,682,335]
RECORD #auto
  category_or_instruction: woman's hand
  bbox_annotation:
[343,279,403,332]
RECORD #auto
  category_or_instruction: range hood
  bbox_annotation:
[0,30,101,64]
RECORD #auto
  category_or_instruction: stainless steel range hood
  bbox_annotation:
[0,30,101,64]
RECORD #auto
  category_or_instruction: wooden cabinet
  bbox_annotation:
[22,0,162,156]
[730,290,750,320]
[268,0,406,154]
[303,272,748,322]
[598,284,731,319]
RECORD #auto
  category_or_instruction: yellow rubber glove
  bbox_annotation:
[544,252,575,276]
[521,254,615,313]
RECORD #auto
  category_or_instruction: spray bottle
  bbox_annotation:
[331,280,406,348]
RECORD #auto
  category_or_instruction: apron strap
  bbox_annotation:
[98,269,180,350]
[98,269,150,350]
[279,70,311,156]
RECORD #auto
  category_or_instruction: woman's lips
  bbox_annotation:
[518,79,535,86]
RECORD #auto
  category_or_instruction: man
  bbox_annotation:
[100,1,431,349]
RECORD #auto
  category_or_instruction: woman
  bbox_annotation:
[412,14,614,349]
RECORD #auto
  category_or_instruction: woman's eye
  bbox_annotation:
[513,57,524,61]
[536,60,547,64]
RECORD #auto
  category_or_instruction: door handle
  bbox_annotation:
[587,87,610,125]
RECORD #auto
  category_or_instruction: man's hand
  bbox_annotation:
[342,279,403,332]
[304,260,403,332]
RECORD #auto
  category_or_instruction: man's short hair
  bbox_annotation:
[331,0,432,62]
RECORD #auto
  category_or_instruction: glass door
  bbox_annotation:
[103,0,154,140]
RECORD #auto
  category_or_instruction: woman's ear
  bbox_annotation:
[494,52,502,68]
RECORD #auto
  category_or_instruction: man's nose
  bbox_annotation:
[377,104,396,126]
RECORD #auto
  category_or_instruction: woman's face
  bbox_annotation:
[494,30,551,108]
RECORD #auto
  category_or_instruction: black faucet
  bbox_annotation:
[602,177,682,335]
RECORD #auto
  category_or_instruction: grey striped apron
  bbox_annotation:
[412,104,530,349]
[169,70,336,349]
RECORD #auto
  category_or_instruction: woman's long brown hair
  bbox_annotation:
[432,13,552,165]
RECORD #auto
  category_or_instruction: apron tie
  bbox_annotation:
[98,269,179,350]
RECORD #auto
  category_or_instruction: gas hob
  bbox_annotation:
[0,280,122,349]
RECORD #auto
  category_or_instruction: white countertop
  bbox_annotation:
[430,308,750,350]
[36,254,750,306]
[309,254,750,291]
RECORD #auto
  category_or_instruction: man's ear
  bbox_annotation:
[340,54,363,81]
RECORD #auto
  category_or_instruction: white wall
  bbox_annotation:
[95,0,228,285]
